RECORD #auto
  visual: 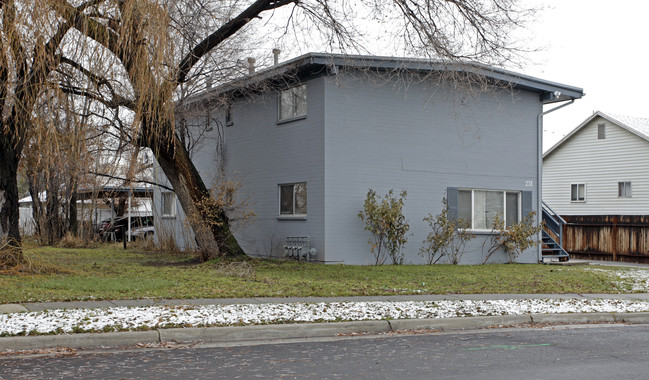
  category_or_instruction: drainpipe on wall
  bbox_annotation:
[537,97,574,263]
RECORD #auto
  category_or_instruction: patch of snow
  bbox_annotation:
[585,268,649,292]
[2,298,649,336]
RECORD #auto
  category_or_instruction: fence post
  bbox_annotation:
[612,216,618,261]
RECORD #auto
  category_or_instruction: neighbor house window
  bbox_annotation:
[457,189,520,230]
[161,192,176,217]
[278,84,307,121]
[598,123,606,139]
[571,184,586,202]
[279,182,307,216]
[618,181,632,197]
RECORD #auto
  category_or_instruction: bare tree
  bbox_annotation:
[0,0,103,267]
[9,0,533,260]
[20,85,100,244]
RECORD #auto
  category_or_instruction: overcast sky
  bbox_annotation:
[520,0,649,150]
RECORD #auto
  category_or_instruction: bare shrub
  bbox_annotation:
[358,189,410,265]
[420,198,474,265]
[0,239,69,274]
[0,239,25,270]
[139,235,182,256]
[188,175,255,262]
[130,235,158,253]
[482,211,542,264]
[58,233,91,249]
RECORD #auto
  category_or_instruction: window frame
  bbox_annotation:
[570,183,586,202]
[161,191,176,218]
[618,181,632,198]
[277,84,307,123]
[457,188,522,232]
[277,182,307,219]
[598,123,606,139]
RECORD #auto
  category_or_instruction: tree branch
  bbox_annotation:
[88,171,174,192]
[50,0,122,62]
[58,83,134,110]
[174,0,296,86]
[58,55,136,110]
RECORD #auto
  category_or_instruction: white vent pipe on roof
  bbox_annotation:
[272,49,281,65]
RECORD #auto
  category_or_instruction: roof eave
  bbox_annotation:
[186,53,584,106]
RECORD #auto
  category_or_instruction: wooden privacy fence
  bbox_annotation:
[562,215,649,263]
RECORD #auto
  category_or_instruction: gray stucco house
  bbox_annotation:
[154,53,584,264]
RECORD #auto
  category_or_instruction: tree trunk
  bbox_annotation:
[155,136,244,260]
[46,177,63,245]
[69,192,78,235]
[27,177,44,243]
[0,138,24,265]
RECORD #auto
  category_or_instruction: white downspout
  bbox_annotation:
[537,98,575,262]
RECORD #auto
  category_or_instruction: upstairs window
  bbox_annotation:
[279,182,307,216]
[618,181,632,197]
[571,184,586,202]
[278,84,307,121]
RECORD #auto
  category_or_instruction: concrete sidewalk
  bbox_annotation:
[3,293,649,353]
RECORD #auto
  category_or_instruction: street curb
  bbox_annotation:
[613,312,649,323]
[159,321,391,344]
[530,312,616,324]
[387,315,532,331]
[3,313,649,352]
[0,330,160,352]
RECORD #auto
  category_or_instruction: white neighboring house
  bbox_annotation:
[18,193,46,236]
[543,111,649,215]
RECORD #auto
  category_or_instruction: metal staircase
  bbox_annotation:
[541,201,570,262]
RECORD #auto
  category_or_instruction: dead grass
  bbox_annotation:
[58,233,92,249]
[213,260,256,279]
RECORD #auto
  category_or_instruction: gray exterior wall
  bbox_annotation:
[172,69,544,264]
[322,72,541,264]
[189,77,326,260]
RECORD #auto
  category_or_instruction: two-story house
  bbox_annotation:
[543,111,649,260]
[154,53,583,264]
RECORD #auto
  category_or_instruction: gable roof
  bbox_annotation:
[188,53,584,106]
[543,111,649,158]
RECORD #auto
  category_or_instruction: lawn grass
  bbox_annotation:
[0,244,632,303]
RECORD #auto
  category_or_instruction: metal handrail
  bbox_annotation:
[541,201,565,250]
[542,201,567,225]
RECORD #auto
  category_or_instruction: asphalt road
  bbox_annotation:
[2,324,649,379]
